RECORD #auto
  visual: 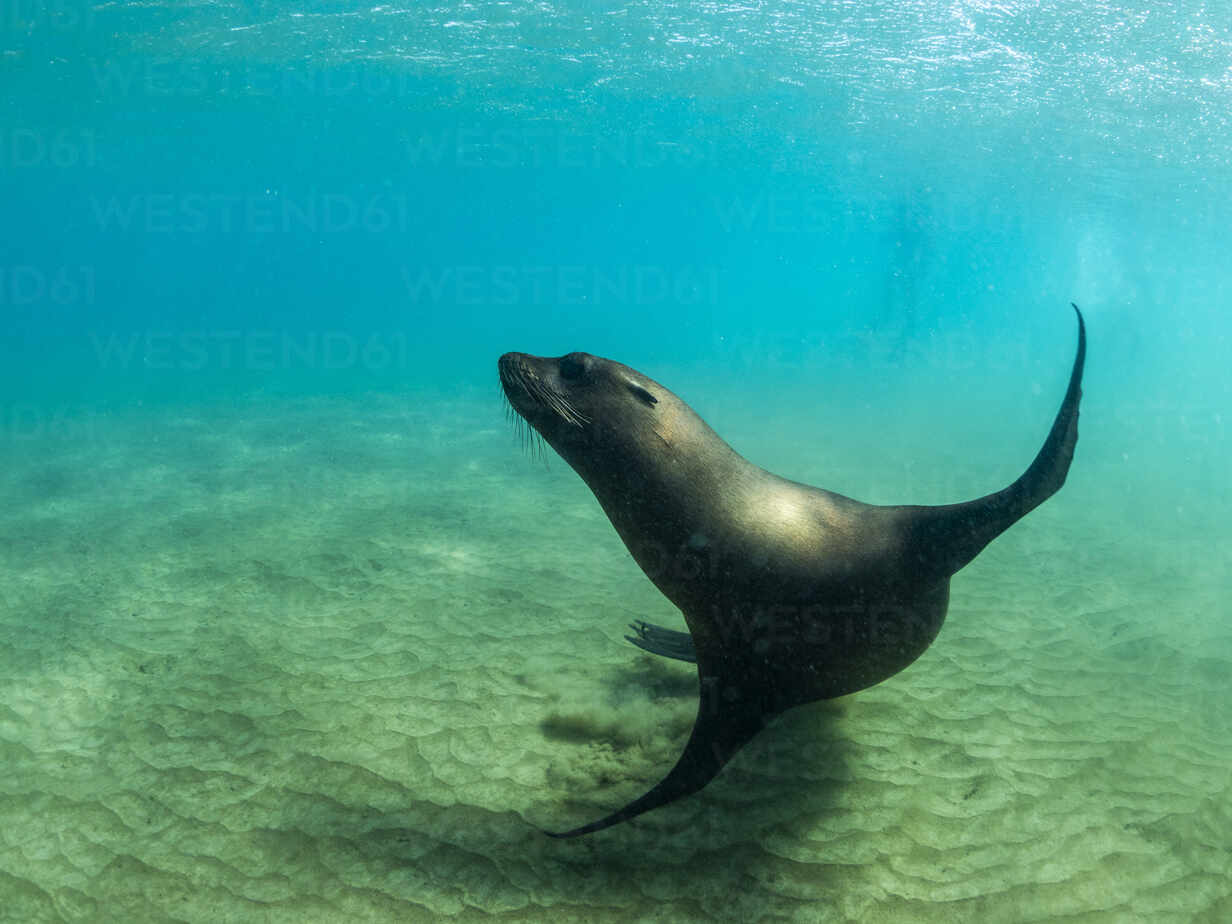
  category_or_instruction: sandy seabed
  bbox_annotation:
[1,390,1228,923]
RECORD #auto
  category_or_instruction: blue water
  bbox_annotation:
[5,2,1228,399]
[2,2,1229,920]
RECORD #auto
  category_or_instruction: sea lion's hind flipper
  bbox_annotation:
[544,673,765,837]
[905,303,1086,578]
[625,620,698,663]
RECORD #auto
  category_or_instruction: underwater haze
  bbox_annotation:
[1,1,1229,921]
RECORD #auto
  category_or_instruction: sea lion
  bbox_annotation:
[499,305,1086,838]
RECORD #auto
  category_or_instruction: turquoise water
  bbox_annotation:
[1,2,1229,921]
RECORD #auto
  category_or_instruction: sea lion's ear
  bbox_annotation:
[627,383,658,406]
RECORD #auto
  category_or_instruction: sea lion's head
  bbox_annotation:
[499,351,710,490]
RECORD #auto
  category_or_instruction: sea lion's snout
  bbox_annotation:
[497,351,532,384]
[497,352,591,430]
[497,352,532,409]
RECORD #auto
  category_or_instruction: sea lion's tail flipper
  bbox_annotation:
[544,671,764,838]
[626,620,698,663]
[907,303,1086,578]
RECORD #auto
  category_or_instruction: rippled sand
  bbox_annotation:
[1,393,1228,922]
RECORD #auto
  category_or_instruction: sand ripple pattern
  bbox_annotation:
[0,396,1228,922]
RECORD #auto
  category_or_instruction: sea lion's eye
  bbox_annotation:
[559,353,588,381]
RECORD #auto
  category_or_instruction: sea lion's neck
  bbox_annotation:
[580,418,760,589]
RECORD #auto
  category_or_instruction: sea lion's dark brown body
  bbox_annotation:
[499,306,1086,837]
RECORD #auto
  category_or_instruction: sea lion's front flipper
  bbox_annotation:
[625,620,698,663]
[544,667,765,837]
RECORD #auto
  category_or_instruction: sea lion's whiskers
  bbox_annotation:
[500,357,589,432]
[501,389,548,464]
[526,376,589,428]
